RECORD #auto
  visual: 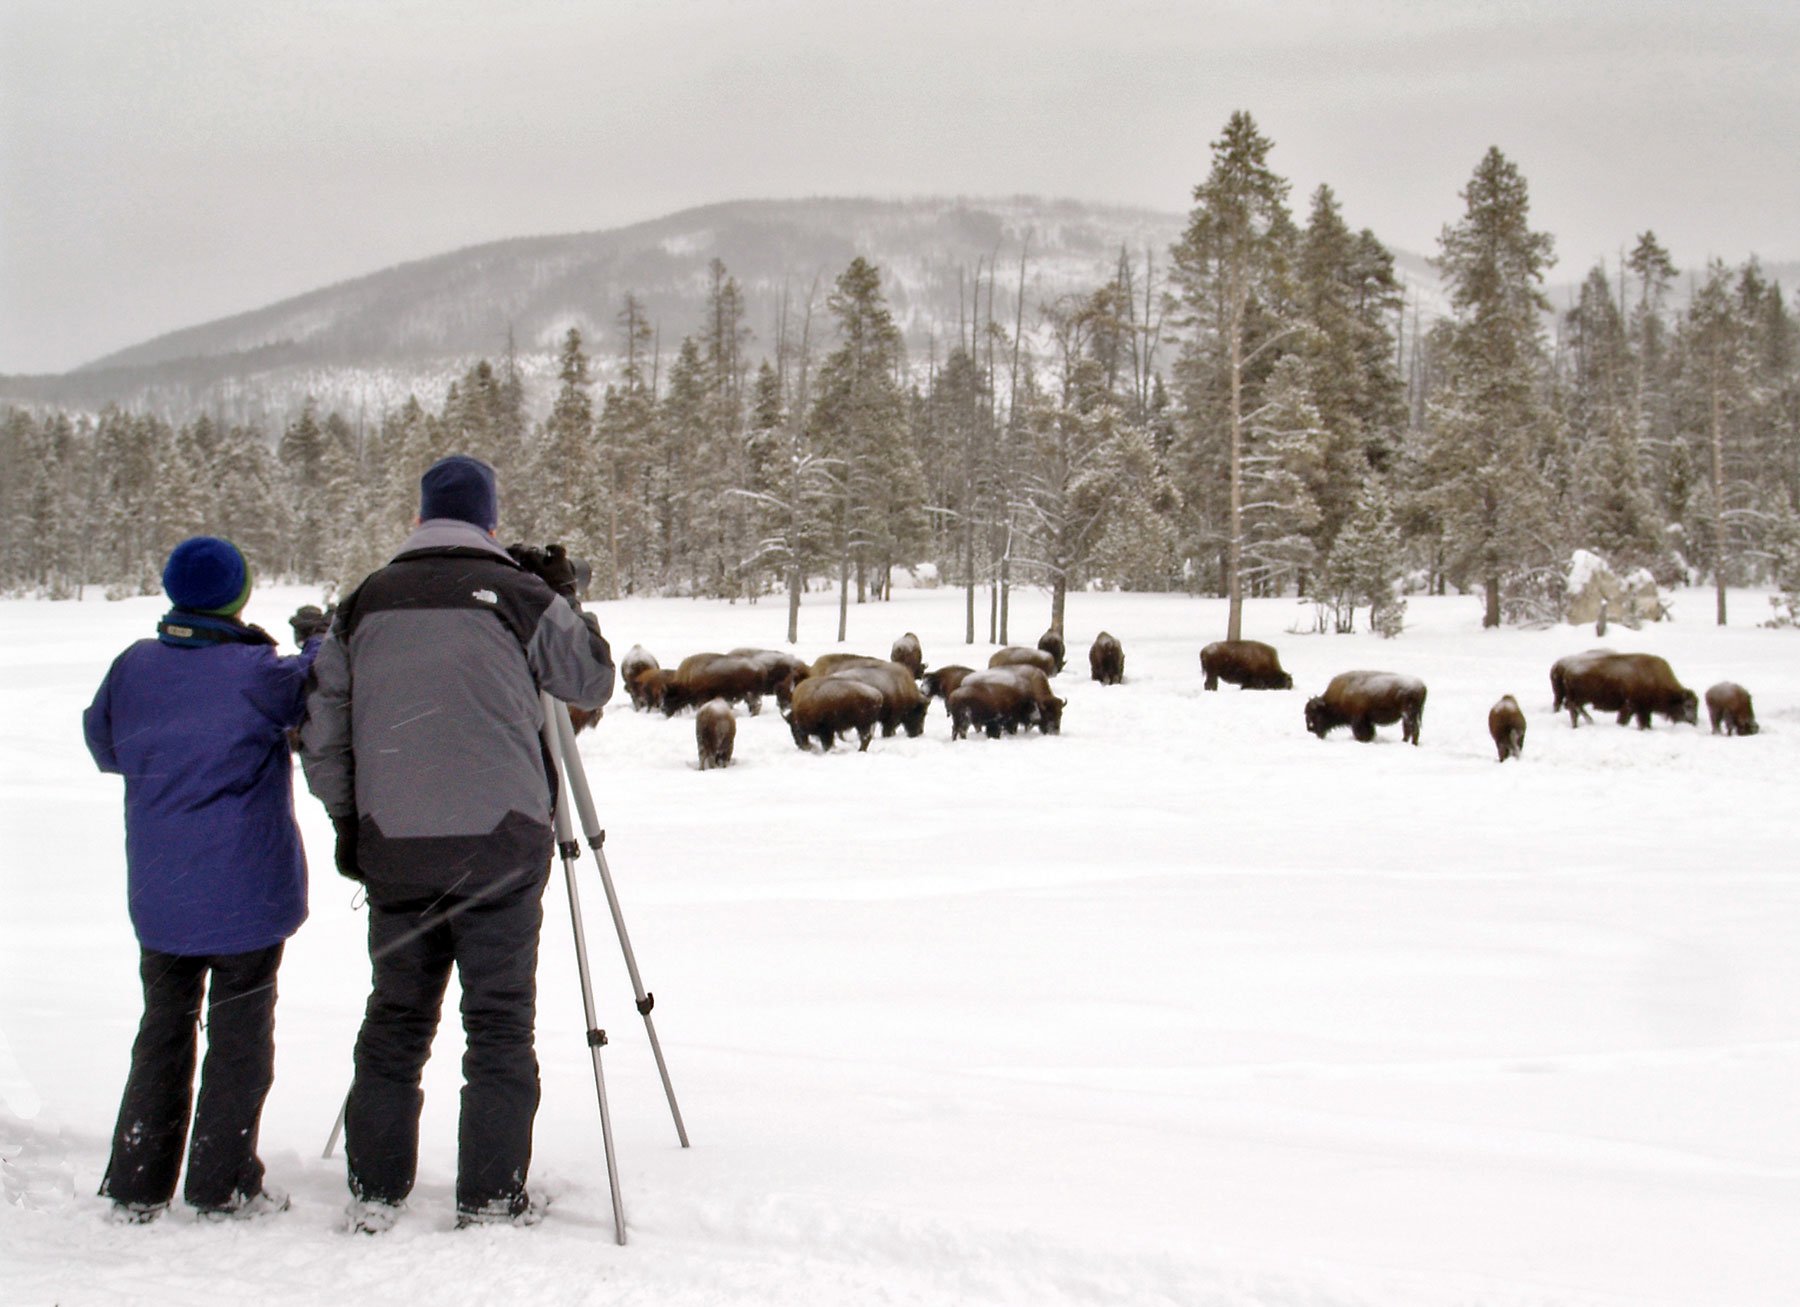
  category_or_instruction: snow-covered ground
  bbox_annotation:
[3,582,1797,1306]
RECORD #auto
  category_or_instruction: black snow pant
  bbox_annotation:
[344,866,548,1215]
[100,943,283,1210]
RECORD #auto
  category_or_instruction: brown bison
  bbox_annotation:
[988,646,1056,676]
[728,647,812,710]
[621,644,663,712]
[1036,627,1066,674]
[1305,671,1427,745]
[783,675,884,752]
[824,661,930,737]
[1089,631,1124,685]
[1200,640,1293,691]
[1554,652,1697,730]
[920,664,976,711]
[695,698,736,770]
[1704,682,1758,736]
[1488,694,1526,762]
[949,667,1065,739]
[889,632,925,678]
[949,673,1032,740]
[808,652,886,678]
[662,653,769,716]
[1549,649,1615,721]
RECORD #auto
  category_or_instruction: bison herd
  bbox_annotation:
[608,625,1761,770]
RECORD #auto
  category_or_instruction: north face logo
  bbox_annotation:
[472,589,498,604]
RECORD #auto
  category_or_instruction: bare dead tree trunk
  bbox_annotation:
[1712,382,1728,626]
[1226,301,1246,642]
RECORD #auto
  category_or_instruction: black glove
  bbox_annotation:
[331,814,364,882]
[538,544,580,601]
[290,604,332,643]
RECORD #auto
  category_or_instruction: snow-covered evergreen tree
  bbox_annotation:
[1421,147,1559,627]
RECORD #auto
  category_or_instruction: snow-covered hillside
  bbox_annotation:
[3,584,1797,1305]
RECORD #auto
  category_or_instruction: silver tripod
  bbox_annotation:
[321,693,688,1245]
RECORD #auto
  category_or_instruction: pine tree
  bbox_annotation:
[534,328,606,568]
[279,399,329,579]
[1293,186,1404,553]
[810,257,917,639]
[1561,264,1661,572]
[1423,147,1559,627]
[1170,110,1295,638]
[1675,260,1760,623]
[657,336,710,591]
[1240,353,1325,594]
[1319,478,1405,636]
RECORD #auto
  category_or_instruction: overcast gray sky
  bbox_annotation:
[2,0,1795,374]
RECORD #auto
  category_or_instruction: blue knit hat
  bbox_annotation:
[163,536,252,615]
[420,455,499,531]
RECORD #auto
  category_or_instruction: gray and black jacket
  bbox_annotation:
[300,520,615,902]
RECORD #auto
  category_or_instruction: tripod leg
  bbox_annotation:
[552,702,691,1149]
[322,1089,349,1159]
[543,696,628,1245]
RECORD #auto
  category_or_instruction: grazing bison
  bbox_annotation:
[949,667,1065,739]
[808,652,886,678]
[949,674,1032,740]
[920,664,976,711]
[1704,682,1758,736]
[825,661,929,737]
[1200,640,1293,691]
[989,665,1065,734]
[1304,671,1427,745]
[695,698,736,769]
[889,632,925,678]
[988,646,1057,676]
[621,644,662,711]
[784,675,884,752]
[728,647,812,710]
[1089,631,1124,685]
[1549,648,1615,721]
[1555,652,1697,730]
[1036,627,1066,674]
[1488,694,1526,762]
[662,653,768,716]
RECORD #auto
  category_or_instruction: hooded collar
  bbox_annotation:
[394,519,515,562]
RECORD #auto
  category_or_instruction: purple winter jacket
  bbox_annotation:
[84,612,319,956]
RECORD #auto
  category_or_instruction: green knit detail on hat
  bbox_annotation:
[200,558,254,617]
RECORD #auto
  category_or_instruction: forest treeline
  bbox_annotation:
[5,115,1799,639]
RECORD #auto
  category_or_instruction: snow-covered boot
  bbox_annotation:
[455,1190,547,1229]
[197,1185,290,1221]
[344,1196,404,1235]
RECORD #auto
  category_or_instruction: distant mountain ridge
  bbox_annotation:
[82,196,1184,374]
[1,197,1191,423]
[5,195,1787,426]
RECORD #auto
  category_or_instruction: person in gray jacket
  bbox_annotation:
[300,454,614,1233]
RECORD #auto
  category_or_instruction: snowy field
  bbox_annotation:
[3,581,1797,1306]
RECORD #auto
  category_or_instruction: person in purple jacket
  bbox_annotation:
[83,536,324,1225]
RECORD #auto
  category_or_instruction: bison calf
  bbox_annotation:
[696,698,736,769]
[1704,682,1758,736]
[1305,671,1427,745]
[1488,694,1526,762]
[1201,640,1293,691]
[1089,631,1124,685]
[921,664,976,712]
